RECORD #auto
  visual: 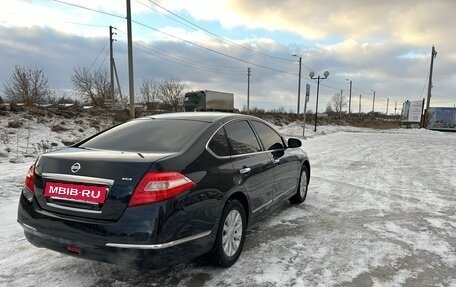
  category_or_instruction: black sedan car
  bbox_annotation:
[17,112,310,268]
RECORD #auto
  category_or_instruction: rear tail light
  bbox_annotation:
[25,164,35,192]
[129,171,195,207]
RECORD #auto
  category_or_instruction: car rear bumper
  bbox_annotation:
[17,194,216,268]
[21,225,212,268]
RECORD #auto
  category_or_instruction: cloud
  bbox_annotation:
[163,0,456,46]
[1,0,456,112]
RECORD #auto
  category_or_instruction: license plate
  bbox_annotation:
[44,182,107,204]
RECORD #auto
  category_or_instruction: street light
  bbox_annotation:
[310,70,329,132]
[345,79,352,116]
[292,55,302,116]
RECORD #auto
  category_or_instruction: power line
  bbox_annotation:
[52,0,303,78]
[134,0,199,32]
[115,29,245,73]
[52,0,125,19]
[132,20,298,76]
[100,48,110,69]
[252,70,295,91]
[140,0,296,63]
[53,0,337,90]
[64,22,109,28]
[119,40,244,74]
[419,72,429,100]
[320,83,341,91]
[88,39,109,71]
[53,1,298,76]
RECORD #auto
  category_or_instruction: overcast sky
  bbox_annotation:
[1,0,455,113]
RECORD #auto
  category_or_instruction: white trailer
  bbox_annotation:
[184,90,234,112]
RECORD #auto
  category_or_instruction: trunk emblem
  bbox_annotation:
[71,163,81,173]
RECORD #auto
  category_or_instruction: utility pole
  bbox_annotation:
[426,46,437,111]
[386,98,389,116]
[310,71,329,132]
[247,67,251,114]
[340,89,343,118]
[297,56,302,116]
[126,0,135,118]
[303,84,310,138]
[359,94,362,115]
[371,90,376,117]
[420,98,426,128]
[346,79,352,116]
[109,25,115,110]
[394,101,397,115]
[422,46,437,127]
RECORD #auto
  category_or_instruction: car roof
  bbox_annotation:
[143,112,254,123]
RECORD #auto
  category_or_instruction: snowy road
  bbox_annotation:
[1,128,456,286]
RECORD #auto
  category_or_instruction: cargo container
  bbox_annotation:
[184,90,234,112]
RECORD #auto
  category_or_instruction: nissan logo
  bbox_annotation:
[71,163,81,173]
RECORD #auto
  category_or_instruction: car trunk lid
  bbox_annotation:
[33,147,173,221]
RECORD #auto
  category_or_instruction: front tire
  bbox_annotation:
[208,199,246,267]
[289,166,309,204]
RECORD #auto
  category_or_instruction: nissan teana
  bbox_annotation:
[17,112,310,268]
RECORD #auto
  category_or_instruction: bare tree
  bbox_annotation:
[325,103,334,113]
[3,65,52,105]
[71,67,111,107]
[158,78,186,112]
[139,78,160,109]
[330,92,348,118]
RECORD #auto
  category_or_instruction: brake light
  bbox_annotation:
[25,164,35,192]
[129,172,195,207]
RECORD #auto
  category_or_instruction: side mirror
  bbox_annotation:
[287,138,302,148]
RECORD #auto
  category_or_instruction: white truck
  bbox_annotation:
[184,90,234,112]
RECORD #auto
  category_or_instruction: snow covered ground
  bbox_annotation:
[1,116,456,287]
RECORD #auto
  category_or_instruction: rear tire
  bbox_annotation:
[207,199,246,267]
[289,166,309,204]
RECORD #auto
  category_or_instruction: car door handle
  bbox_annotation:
[273,159,280,164]
[239,167,251,174]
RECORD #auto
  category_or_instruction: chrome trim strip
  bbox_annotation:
[18,221,37,232]
[46,202,102,214]
[207,145,272,160]
[239,167,251,174]
[273,186,296,201]
[252,200,272,214]
[42,173,114,186]
[105,230,212,250]
[49,196,99,205]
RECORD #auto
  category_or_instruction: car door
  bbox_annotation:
[250,120,300,201]
[224,120,275,216]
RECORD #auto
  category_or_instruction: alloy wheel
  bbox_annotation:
[300,170,308,198]
[222,209,243,257]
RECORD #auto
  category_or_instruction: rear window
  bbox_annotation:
[79,119,209,153]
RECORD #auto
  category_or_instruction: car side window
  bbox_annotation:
[225,121,261,155]
[251,121,284,151]
[208,127,230,157]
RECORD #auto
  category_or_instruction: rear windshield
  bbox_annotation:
[79,119,209,153]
